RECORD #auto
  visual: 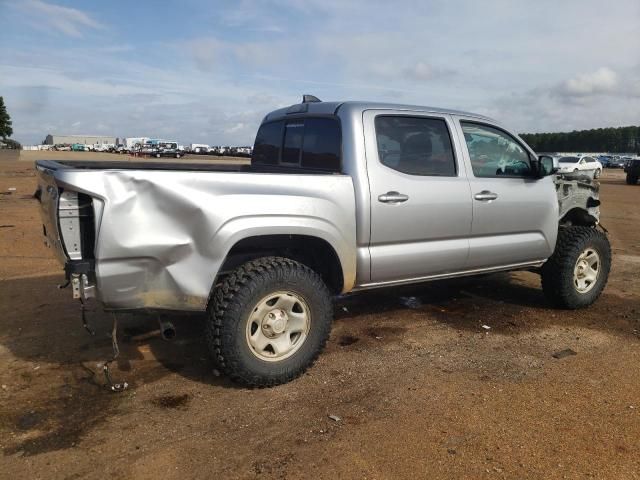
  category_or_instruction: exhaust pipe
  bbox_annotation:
[158,319,176,341]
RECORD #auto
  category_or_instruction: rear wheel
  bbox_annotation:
[541,226,611,309]
[594,168,601,179]
[627,173,638,185]
[206,257,333,387]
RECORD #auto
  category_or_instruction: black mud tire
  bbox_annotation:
[541,226,611,309]
[626,173,638,185]
[206,257,333,387]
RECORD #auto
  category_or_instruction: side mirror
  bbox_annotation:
[534,155,557,177]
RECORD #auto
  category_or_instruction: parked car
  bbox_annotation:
[616,157,632,169]
[92,144,114,152]
[35,97,610,387]
[557,155,603,178]
[189,144,210,154]
[137,143,159,155]
[624,157,640,184]
[598,156,612,168]
[54,144,71,151]
[151,142,184,159]
[109,144,126,153]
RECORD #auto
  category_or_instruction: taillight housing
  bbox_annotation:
[58,190,95,260]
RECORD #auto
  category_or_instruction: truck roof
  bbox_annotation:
[263,100,497,124]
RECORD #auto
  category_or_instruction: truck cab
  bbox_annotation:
[256,101,559,287]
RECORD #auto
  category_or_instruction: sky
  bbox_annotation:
[0,0,639,146]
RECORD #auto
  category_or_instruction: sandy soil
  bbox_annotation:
[0,151,639,479]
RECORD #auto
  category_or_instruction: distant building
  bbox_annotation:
[44,134,116,146]
[117,137,150,149]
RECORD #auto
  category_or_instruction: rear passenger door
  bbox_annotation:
[454,118,558,269]
[363,110,473,284]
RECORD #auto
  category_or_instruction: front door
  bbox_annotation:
[454,118,558,269]
[363,110,473,284]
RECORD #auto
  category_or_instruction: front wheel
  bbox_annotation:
[206,257,333,387]
[541,226,611,309]
[594,168,601,179]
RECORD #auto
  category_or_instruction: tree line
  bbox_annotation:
[520,125,640,154]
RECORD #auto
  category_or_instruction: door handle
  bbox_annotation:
[378,191,409,203]
[474,190,498,201]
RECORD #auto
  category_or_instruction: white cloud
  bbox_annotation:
[404,62,455,82]
[224,122,247,135]
[561,67,619,96]
[187,38,221,72]
[406,62,436,81]
[13,0,103,38]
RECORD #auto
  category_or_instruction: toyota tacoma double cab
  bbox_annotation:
[35,97,610,387]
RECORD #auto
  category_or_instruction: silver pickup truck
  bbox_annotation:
[36,97,610,386]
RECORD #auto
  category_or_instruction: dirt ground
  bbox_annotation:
[1,150,639,479]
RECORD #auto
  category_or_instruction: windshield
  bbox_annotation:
[559,156,579,163]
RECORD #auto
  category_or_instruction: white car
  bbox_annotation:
[557,155,602,178]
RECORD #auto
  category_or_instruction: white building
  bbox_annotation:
[44,134,116,146]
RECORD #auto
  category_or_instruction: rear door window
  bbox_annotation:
[374,116,457,176]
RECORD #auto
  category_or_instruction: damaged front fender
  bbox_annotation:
[555,173,600,226]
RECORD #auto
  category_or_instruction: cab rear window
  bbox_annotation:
[252,117,341,172]
[252,120,283,165]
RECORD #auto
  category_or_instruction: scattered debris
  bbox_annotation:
[399,296,422,309]
[33,365,40,371]
[1,384,7,390]
[8,187,17,191]
[0,191,12,196]
[0,225,15,228]
[552,348,577,359]
[328,414,341,422]
[447,448,457,455]
[342,306,349,313]
[481,325,491,330]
